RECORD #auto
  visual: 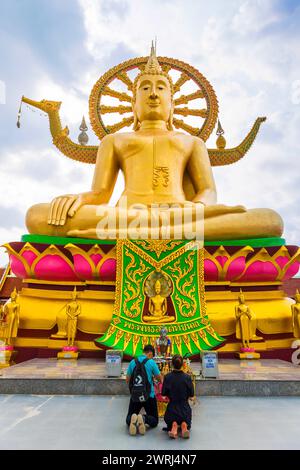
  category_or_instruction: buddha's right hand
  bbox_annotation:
[204,204,247,218]
[48,194,82,226]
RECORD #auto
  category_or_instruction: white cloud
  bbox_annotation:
[34,77,89,127]
[0,80,5,105]
[0,227,25,267]
[232,0,282,34]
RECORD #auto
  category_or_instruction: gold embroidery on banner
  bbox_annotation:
[124,239,200,269]
[132,335,141,355]
[113,240,124,316]
[190,331,201,350]
[182,334,193,354]
[103,324,116,343]
[173,335,182,355]
[198,327,212,346]
[168,251,197,318]
[198,246,207,318]
[123,248,151,318]
[123,332,132,350]
[112,328,124,347]
[138,240,183,259]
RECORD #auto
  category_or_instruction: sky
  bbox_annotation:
[0,0,299,266]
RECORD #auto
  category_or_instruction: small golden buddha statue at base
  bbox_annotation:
[235,290,262,359]
[57,288,81,360]
[0,289,20,368]
[0,288,20,346]
[292,290,300,339]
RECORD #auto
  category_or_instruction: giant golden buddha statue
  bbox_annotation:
[25,45,283,241]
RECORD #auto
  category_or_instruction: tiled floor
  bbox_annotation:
[1,358,300,381]
[0,394,300,449]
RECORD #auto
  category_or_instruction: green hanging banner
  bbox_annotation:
[96,239,224,357]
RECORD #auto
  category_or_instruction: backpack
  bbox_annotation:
[129,358,151,403]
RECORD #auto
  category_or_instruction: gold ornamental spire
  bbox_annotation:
[144,41,162,74]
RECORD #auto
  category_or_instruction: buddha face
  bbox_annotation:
[155,280,161,294]
[134,74,173,124]
[11,291,17,301]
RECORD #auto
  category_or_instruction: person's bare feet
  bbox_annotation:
[137,414,146,435]
[168,421,178,439]
[129,413,138,435]
[181,421,190,439]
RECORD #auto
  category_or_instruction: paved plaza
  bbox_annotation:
[0,394,299,450]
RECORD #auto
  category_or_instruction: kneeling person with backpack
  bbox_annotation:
[126,344,162,435]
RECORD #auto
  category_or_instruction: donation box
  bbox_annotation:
[105,350,123,377]
[200,351,219,378]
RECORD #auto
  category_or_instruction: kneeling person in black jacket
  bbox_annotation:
[162,354,195,439]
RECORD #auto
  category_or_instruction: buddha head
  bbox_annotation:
[238,289,245,304]
[132,43,174,130]
[155,279,161,294]
[11,288,18,302]
[71,287,77,301]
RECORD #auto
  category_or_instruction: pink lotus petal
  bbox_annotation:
[204,259,219,281]
[275,256,289,269]
[9,255,28,279]
[239,261,278,282]
[73,254,93,280]
[22,249,38,267]
[226,256,247,281]
[215,255,228,268]
[34,255,78,281]
[99,258,117,281]
[0,345,13,351]
[90,253,102,266]
[283,261,300,281]
[62,346,78,352]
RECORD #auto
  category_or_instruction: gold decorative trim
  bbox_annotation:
[0,264,11,292]
[23,278,85,286]
[138,240,183,258]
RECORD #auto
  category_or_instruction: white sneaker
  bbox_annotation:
[129,413,138,435]
[137,414,146,435]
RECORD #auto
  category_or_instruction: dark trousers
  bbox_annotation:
[164,402,192,430]
[126,396,159,428]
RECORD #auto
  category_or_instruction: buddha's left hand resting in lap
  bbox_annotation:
[26,47,283,240]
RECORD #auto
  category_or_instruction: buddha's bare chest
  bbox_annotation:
[116,135,190,168]
[152,296,164,307]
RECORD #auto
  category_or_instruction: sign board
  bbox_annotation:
[201,351,219,378]
[106,355,121,365]
[105,349,123,377]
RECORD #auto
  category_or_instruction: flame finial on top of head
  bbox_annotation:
[144,40,162,74]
